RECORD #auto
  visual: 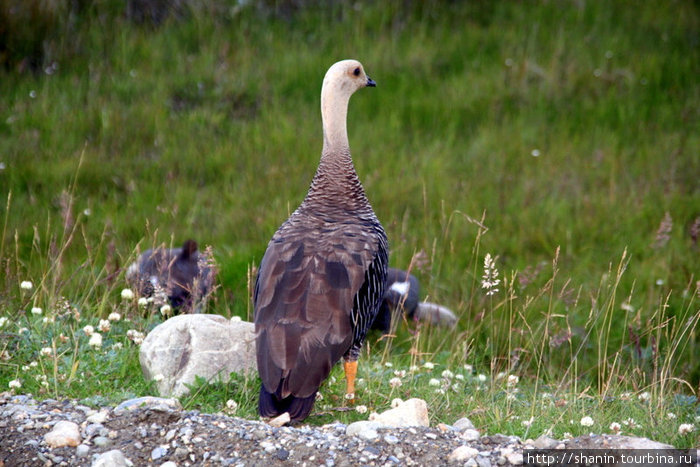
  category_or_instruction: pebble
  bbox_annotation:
[453,417,476,431]
[44,420,81,448]
[448,445,479,463]
[92,449,134,467]
[76,444,90,457]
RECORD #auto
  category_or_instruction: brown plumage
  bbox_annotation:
[254,60,388,423]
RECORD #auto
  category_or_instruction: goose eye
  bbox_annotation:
[353,67,360,76]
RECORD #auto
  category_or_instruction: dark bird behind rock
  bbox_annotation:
[254,60,388,423]
[126,239,215,312]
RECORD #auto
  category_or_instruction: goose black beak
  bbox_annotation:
[366,76,376,87]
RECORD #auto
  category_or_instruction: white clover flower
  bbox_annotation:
[638,391,651,402]
[121,288,134,300]
[230,316,242,322]
[463,364,473,373]
[435,388,446,395]
[521,417,534,427]
[83,325,95,336]
[30,361,38,368]
[391,398,403,408]
[384,362,393,368]
[355,405,368,414]
[153,373,164,382]
[423,362,434,370]
[108,312,122,322]
[20,281,33,291]
[393,370,406,378]
[667,412,676,419]
[160,304,172,317]
[126,329,145,345]
[580,416,594,427]
[477,374,487,382]
[8,379,21,389]
[531,149,541,157]
[31,307,42,316]
[678,424,695,435]
[409,365,419,372]
[389,377,402,388]
[455,374,464,381]
[428,378,441,387]
[620,302,635,312]
[507,375,519,387]
[111,343,123,350]
[226,399,238,413]
[98,319,111,333]
[40,347,53,357]
[315,392,323,401]
[0,317,8,328]
[42,316,55,324]
[137,297,148,307]
[88,333,103,348]
[609,422,622,433]
[441,369,454,379]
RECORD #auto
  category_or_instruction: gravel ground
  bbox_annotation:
[0,393,536,466]
[2,392,684,467]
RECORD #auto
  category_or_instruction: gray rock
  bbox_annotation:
[532,434,559,449]
[76,444,90,457]
[139,314,256,397]
[369,398,429,427]
[92,449,134,467]
[345,421,383,440]
[453,417,476,431]
[461,429,481,441]
[565,434,673,449]
[448,446,479,463]
[114,396,181,414]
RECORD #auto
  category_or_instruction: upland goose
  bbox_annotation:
[371,268,458,333]
[126,239,215,312]
[255,60,388,423]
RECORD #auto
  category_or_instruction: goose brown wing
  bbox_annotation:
[254,221,379,399]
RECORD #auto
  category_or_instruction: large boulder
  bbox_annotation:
[139,314,256,397]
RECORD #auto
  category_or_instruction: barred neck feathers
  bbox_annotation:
[307,60,376,208]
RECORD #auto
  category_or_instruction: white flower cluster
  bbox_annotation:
[481,253,500,296]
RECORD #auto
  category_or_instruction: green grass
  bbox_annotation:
[1,0,699,447]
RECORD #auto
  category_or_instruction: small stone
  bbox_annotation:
[453,417,476,431]
[461,429,481,441]
[532,435,559,449]
[86,411,108,424]
[476,456,492,467]
[346,421,382,440]
[151,445,168,460]
[76,444,90,457]
[276,448,289,461]
[44,420,81,448]
[384,434,399,444]
[114,396,181,414]
[506,452,524,465]
[370,398,429,427]
[268,412,290,427]
[160,463,178,467]
[448,446,479,463]
[92,449,134,467]
[93,436,111,447]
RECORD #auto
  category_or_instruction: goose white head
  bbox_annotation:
[321,59,375,152]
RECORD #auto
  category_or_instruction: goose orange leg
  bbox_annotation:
[343,359,358,404]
